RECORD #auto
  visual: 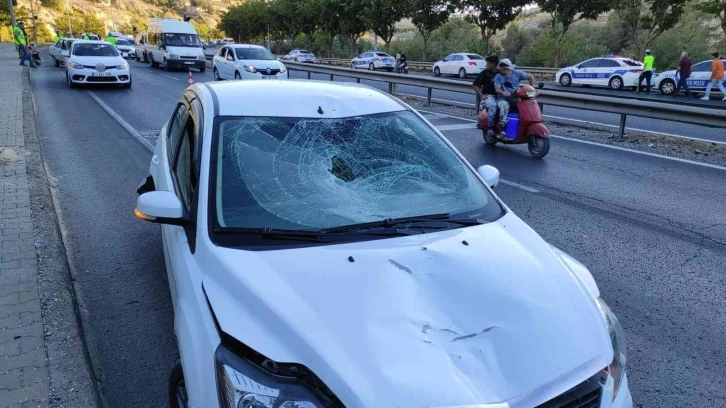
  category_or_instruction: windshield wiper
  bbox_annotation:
[213,227,324,242]
[318,213,485,234]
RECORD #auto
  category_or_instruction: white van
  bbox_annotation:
[146,18,206,72]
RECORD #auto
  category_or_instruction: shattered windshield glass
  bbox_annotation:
[212,111,502,232]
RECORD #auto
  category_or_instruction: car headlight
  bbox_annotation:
[118,61,129,70]
[215,345,327,408]
[243,65,257,73]
[68,61,83,69]
[279,66,287,73]
[198,54,206,60]
[168,54,179,59]
[595,297,627,400]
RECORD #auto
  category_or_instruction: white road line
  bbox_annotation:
[436,123,478,131]
[499,180,540,193]
[88,91,155,151]
[160,74,182,81]
[416,109,726,172]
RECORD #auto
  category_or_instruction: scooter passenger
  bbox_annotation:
[472,55,500,139]
[494,58,534,139]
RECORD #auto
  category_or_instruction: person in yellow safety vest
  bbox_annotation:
[105,33,117,45]
[13,22,23,59]
[82,33,90,40]
[635,49,655,95]
[53,31,61,42]
[14,22,37,68]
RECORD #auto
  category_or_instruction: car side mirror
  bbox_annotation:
[577,65,582,69]
[135,191,187,226]
[477,165,500,188]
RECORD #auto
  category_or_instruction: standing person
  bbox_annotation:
[82,33,90,40]
[701,52,726,101]
[13,21,23,59]
[494,58,534,139]
[105,33,117,45]
[14,22,38,68]
[635,49,655,94]
[472,55,500,138]
[52,30,61,42]
[674,52,693,98]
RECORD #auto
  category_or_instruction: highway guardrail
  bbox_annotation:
[284,61,726,140]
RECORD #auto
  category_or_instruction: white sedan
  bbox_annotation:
[114,38,136,59]
[66,40,131,88]
[556,57,643,90]
[433,53,486,78]
[351,51,395,71]
[212,44,288,81]
[283,49,316,63]
[134,79,633,408]
[654,59,726,95]
[49,37,74,67]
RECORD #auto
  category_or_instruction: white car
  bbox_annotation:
[654,59,726,95]
[433,53,486,78]
[49,37,75,67]
[351,51,395,71]
[114,38,136,59]
[65,40,131,88]
[212,44,288,81]
[556,57,643,90]
[134,79,633,408]
[284,49,316,63]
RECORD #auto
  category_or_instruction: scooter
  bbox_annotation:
[28,43,41,66]
[476,85,550,158]
[395,60,408,74]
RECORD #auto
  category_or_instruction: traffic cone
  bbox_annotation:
[187,70,194,87]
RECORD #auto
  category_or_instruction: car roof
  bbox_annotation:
[204,80,406,118]
[227,44,267,49]
[72,40,110,45]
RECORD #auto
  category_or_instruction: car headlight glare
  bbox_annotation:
[168,54,179,59]
[279,66,287,73]
[243,65,257,73]
[215,345,326,408]
[198,54,206,60]
[68,61,83,69]
[596,297,627,400]
[119,61,129,70]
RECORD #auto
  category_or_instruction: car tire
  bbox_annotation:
[434,66,441,77]
[66,72,76,89]
[150,54,159,68]
[608,76,624,90]
[659,79,676,96]
[163,58,170,71]
[213,67,220,81]
[528,135,550,158]
[53,57,59,68]
[368,63,374,71]
[458,68,466,79]
[351,62,356,69]
[199,66,205,73]
[559,73,572,86]
[235,71,241,80]
[168,360,188,408]
[143,51,149,63]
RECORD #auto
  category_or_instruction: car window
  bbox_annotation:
[72,43,119,57]
[299,49,310,54]
[364,53,372,58]
[167,104,188,167]
[579,59,600,68]
[116,39,131,46]
[218,47,226,57]
[692,62,710,72]
[163,33,201,47]
[211,111,503,236]
[375,52,389,57]
[235,47,275,60]
[443,55,453,62]
[598,59,622,68]
[467,54,484,60]
[454,55,464,61]
[622,59,641,67]
[173,125,194,211]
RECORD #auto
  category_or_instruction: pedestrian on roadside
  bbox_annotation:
[701,52,726,101]
[472,55,500,138]
[14,21,38,68]
[635,49,654,94]
[105,33,117,45]
[52,30,61,42]
[13,21,23,59]
[674,52,693,98]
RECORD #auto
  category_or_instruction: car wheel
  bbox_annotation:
[199,66,205,73]
[213,67,220,81]
[150,54,159,68]
[528,135,550,158]
[609,76,624,90]
[66,71,76,89]
[123,76,132,89]
[458,68,466,79]
[143,51,149,63]
[163,58,170,71]
[235,71,241,80]
[168,360,188,408]
[53,57,59,68]
[559,73,572,87]
[351,62,356,69]
[434,66,441,77]
[659,79,675,95]
[368,63,374,71]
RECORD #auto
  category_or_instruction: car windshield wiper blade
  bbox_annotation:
[318,213,485,234]
[213,227,323,242]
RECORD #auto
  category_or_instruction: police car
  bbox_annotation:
[556,57,643,90]
[654,59,726,95]
[351,51,395,71]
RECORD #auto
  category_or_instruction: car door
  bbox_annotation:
[688,61,712,90]
[452,55,465,75]
[440,54,454,74]
[596,59,623,86]
[50,40,60,59]
[216,47,230,79]
[573,59,601,85]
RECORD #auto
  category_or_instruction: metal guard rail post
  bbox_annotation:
[284,61,726,140]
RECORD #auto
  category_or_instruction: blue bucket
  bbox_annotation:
[505,113,520,139]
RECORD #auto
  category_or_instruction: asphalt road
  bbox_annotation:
[30,52,726,408]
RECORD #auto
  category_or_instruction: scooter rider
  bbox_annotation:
[397,52,408,73]
[494,59,534,139]
[472,55,500,139]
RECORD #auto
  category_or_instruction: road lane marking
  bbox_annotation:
[88,91,155,151]
[499,180,540,193]
[415,109,726,172]
[435,123,478,131]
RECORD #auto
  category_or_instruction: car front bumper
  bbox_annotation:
[118,49,136,59]
[67,67,131,84]
[166,58,206,70]
[239,70,289,80]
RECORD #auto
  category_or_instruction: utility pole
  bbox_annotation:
[65,0,73,37]
[29,0,38,43]
[8,0,16,32]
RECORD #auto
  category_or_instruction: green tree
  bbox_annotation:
[297,0,324,48]
[535,0,613,67]
[219,0,270,43]
[409,0,451,61]
[453,0,529,56]
[318,0,342,57]
[363,0,410,52]
[695,0,725,36]
[501,23,529,62]
[334,0,368,56]
[617,0,690,54]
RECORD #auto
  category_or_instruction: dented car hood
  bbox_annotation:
[203,213,612,407]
